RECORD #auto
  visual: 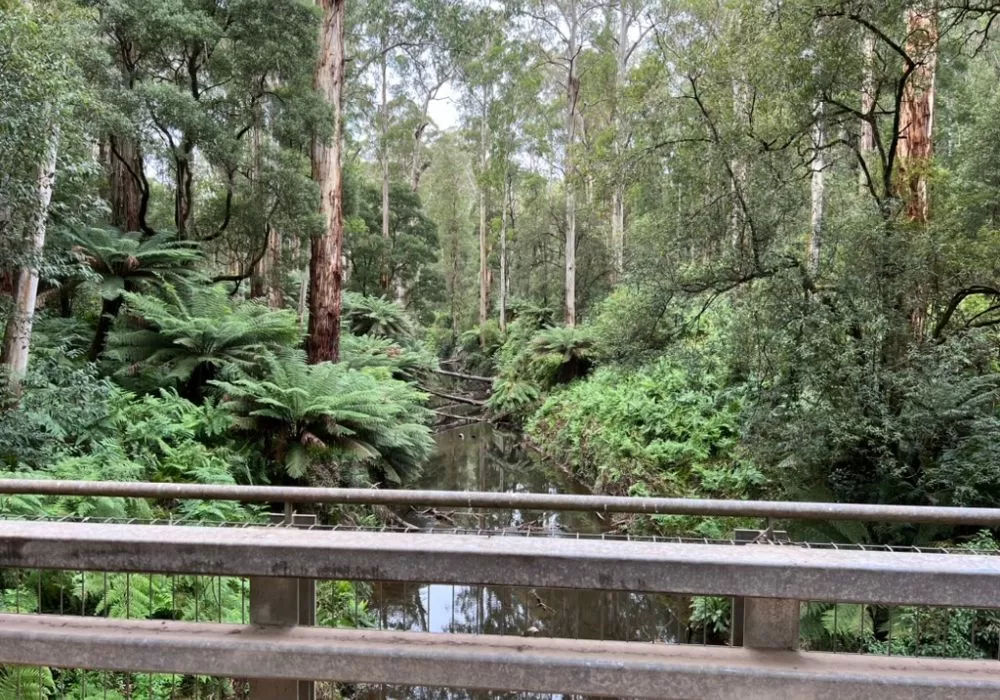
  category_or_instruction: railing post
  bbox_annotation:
[249,509,316,700]
[742,596,800,650]
[731,527,798,650]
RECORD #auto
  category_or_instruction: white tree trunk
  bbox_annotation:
[610,0,629,282]
[808,100,825,277]
[380,47,391,293]
[564,4,580,328]
[2,126,58,386]
[860,32,877,194]
[478,89,490,338]
[499,175,509,333]
[729,78,747,253]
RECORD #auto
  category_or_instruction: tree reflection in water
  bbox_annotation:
[358,425,694,699]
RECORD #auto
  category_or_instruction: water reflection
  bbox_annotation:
[362,425,696,700]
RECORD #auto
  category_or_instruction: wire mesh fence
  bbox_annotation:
[2,514,1000,698]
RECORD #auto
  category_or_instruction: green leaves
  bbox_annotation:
[107,283,300,394]
[213,350,433,485]
[527,356,762,525]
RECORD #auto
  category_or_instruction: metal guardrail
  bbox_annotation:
[5,477,1000,525]
[3,520,1000,607]
[3,481,1000,698]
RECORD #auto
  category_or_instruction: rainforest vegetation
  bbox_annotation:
[5,0,1000,692]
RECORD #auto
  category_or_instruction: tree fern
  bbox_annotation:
[69,227,201,295]
[212,351,433,485]
[340,333,435,381]
[343,292,415,340]
[108,284,301,397]
[528,325,597,387]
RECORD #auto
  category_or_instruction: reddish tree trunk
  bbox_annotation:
[306,0,346,364]
[897,7,937,223]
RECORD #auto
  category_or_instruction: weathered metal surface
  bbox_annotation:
[743,598,800,650]
[0,614,998,699]
[3,478,1000,525]
[3,521,1000,607]
[250,576,308,699]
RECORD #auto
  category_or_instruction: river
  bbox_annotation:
[361,424,695,700]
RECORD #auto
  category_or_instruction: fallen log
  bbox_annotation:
[418,385,487,406]
[435,368,494,383]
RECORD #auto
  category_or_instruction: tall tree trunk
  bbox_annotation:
[564,6,580,328]
[859,32,877,194]
[108,133,145,235]
[2,127,58,388]
[610,0,629,283]
[898,5,938,341]
[379,46,391,293]
[174,140,194,238]
[409,80,445,191]
[499,173,510,333]
[808,100,825,277]
[478,87,491,343]
[729,78,748,255]
[250,105,267,299]
[107,35,148,238]
[306,0,347,364]
[94,38,147,363]
[897,6,937,224]
[265,225,283,309]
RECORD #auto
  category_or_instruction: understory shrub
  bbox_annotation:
[527,357,766,533]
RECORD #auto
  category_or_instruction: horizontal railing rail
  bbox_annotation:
[2,614,999,700]
[3,478,1000,525]
[2,520,1000,606]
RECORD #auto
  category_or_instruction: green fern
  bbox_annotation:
[340,334,436,380]
[528,325,597,387]
[69,227,202,295]
[0,666,54,699]
[212,350,433,485]
[343,292,415,340]
[108,284,301,396]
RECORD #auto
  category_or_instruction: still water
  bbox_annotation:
[361,424,695,700]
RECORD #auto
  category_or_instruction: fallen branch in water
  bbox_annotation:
[418,385,487,406]
[435,368,494,383]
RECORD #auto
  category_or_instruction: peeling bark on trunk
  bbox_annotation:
[898,6,938,342]
[306,0,346,364]
[897,6,937,224]
[2,127,58,388]
[108,133,145,235]
[808,100,825,277]
[107,36,148,238]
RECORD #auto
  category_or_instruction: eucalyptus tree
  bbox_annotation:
[0,0,93,386]
[523,0,604,327]
[308,0,348,364]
